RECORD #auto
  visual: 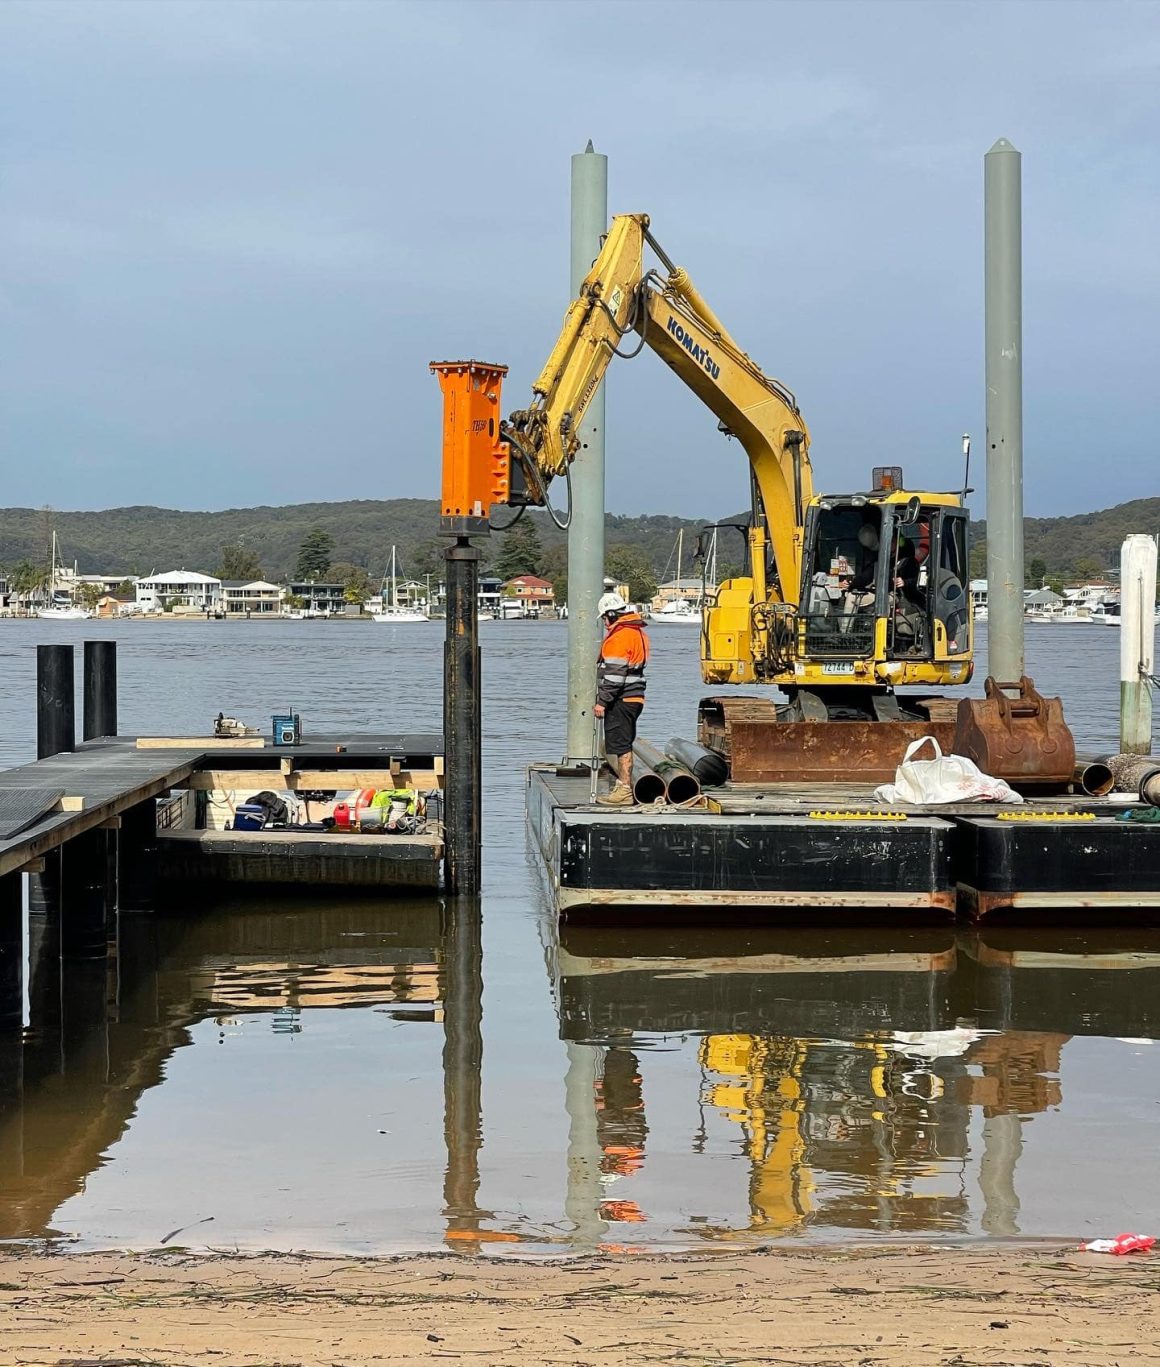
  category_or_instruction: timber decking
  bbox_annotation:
[0,738,203,878]
[0,733,445,882]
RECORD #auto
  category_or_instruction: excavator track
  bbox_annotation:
[698,695,959,785]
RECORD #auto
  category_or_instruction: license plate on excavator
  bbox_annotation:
[820,663,853,675]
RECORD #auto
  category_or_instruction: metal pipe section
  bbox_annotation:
[82,639,118,741]
[665,737,728,787]
[1103,753,1160,796]
[1071,758,1114,798]
[631,756,666,806]
[1119,534,1157,755]
[443,538,481,895]
[36,643,75,759]
[984,138,1026,685]
[564,141,609,765]
[633,737,700,805]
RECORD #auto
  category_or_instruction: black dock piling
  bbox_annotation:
[118,797,157,911]
[443,538,481,896]
[0,874,22,1028]
[36,643,75,759]
[82,640,118,741]
[27,846,61,919]
[60,829,113,959]
[441,896,484,1243]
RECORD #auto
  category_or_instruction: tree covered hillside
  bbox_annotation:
[0,500,712,584]
[0,496,1155,586]
[971,497,1159,580]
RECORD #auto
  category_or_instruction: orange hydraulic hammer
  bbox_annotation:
[430,360,511,536]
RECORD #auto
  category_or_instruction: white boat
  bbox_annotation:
[35,532,92,619]
[651,528,707,625]
[372,546,429,623]
[1025,604,1092,624]
[651,598,702,625]
[36,604,91,621]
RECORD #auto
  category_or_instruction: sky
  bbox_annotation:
[1,0,1157,520]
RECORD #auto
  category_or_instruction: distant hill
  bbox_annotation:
[0,496,1154,583]
[972,498,1160,579]
[0,500,711,582]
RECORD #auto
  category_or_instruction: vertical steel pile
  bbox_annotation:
[564,141,609,766]
[984,138,1026,684]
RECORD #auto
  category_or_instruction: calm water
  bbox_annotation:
[0,617,1157,1253]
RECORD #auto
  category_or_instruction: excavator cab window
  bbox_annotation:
[801,504,883,655]
[932,510,970,653]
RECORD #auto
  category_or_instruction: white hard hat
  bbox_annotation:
[597,591,627,616]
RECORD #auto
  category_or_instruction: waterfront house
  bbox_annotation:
[504,575,555,615]
[136,570,223,613]
[222,580,283,615]
[654,575,705,609]
[287,581,346,615]
[478,575,504,617]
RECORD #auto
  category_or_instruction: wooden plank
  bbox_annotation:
[98,816,122,830]
[17,857,45,874]
[185,769,443,792]
[53,796,86,812]
[136,737,265,749]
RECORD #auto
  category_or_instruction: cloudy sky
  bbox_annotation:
[2,0,1157,519]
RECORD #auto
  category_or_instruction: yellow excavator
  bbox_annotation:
[438,213,972,732]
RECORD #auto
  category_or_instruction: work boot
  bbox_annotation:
[597,780,634,806]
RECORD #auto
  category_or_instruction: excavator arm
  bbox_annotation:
[501,213,813,606]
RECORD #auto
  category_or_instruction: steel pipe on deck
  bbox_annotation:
[665,737,728,787]
[1072,757,1114,797]
[629,754,666,806]
[1104,753,1160,798]
[632,738,700,805]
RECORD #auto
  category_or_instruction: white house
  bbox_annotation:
[221,580,283,614]
[136,570,222,613]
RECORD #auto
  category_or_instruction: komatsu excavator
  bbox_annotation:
[436,213,972,736]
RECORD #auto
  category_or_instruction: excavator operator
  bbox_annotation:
[594,592,650,806]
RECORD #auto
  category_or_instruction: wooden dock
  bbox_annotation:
[0,733,445,1027]
[1,733,443,883]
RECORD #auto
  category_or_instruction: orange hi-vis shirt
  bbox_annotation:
[597,612,650,707]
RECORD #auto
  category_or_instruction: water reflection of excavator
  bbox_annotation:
[700,1035,814,1233]
[439,213,973,724]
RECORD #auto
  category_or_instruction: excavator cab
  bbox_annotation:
[797,485,972,697]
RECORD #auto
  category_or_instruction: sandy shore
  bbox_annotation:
[1,1244,1156,1366]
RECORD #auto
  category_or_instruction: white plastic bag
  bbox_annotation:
[874,736,1024,806]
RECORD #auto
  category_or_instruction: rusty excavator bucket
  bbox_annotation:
[954,675,1076,791]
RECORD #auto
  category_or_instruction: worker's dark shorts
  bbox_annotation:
[603,699,643,757]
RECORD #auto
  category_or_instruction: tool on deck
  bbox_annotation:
[954,675,1076,791]
[590,714,601,804]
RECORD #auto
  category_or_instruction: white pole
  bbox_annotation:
[564,141,608,764]
[563,1041,609,1248]
[1120,534,1157,755]
[984,139,1026,684]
